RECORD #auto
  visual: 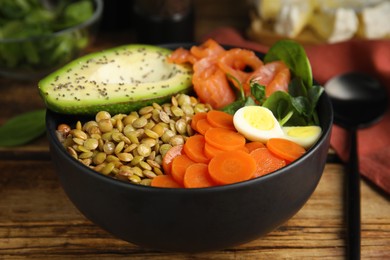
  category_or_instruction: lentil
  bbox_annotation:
[57,94,211,186]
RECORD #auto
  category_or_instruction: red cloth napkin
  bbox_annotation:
[202,27,390,194]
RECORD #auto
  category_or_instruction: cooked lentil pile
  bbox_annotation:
[56,94,211,185]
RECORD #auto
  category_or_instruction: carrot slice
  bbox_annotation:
[204,128,246,151]
[171,154,196,185]
[151,175,182,188]
[162,144,184,175]
[208,150,256,185]
[183,163,215,188]
[266,138,306,162]
[183,135,210,164]
[206,110,235,130]
[245,141,266,153]
[250,148,286,178]
[204,142,225,159]
[205,142,248,159]
[196,118,214,135]
[191,112,207,132]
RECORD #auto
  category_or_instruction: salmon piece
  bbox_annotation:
[247,61,290,97]
[217,48,263,94]
[168,47,198,64]
[192,57,235,109]
[190,39,225,59]
[266,67,290,97]
[168,40,288,109]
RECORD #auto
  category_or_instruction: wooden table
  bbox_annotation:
[1,1,390,258]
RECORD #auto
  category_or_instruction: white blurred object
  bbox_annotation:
[274,0,315,38]
[309,8,358,43]
[249,0,390,43]
[358,1,390,39]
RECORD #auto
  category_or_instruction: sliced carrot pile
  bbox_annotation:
[159,110,306,188]
[250,148,286,178]
[245,141,265,152]
[267,138,306,162]
[208,150,256,185]
[151,175,182,188]
[204,142,227,159]
[171,154,195,185]
[183,135,210,164]
[195,118,214,135]
[162,144,183,175]
[206,110,235,130]
[204,128,246,151]
[183,163,215,188]
[190,112,207,131]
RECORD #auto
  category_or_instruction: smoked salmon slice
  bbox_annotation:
[167,40,291,109]
[247,61,290,97]
[218,48,263,95]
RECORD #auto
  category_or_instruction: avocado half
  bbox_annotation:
[38,44,193,115]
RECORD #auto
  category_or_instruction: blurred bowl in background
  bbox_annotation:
[0,0,103,81]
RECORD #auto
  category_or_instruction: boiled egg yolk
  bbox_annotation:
[233,106,284,143]
[282,126,322,149]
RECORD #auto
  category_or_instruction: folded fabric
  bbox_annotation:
[202,27,390,194]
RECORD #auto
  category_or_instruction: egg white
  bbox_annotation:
[233,106,284,143]
[282,126,322,149]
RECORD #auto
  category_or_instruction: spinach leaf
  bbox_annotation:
[221,99,246,115]
[250,82,266,104]
[263,40,324,126]
[263,91,308,126]
[244,96,257,106]
[288,77,307,98]
[0,0,94,71]
[262,91,292,124]
[0,109,46,147]
[264,40,313,90]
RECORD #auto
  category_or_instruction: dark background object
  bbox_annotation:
[132,0,194,44]
[100,0,134,31]
[326,72,388,260]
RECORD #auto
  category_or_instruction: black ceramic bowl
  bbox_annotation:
[45,48,333,253]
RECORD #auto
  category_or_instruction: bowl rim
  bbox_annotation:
[45,43,333,193]
[0,0,104,43]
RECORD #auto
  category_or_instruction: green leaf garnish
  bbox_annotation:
[264,39,313,89]
[250,82,266,104]
[0,109,46,147]
[221,40,323,127]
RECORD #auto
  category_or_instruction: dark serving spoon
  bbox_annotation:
[325,72,388,260]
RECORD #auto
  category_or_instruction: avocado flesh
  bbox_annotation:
[38,44,193,115]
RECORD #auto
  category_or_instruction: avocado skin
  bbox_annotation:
[38,44,193,115]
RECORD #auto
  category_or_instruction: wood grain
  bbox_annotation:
[1,162,389,259]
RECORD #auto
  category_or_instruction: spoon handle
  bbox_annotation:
[347,129,361,259]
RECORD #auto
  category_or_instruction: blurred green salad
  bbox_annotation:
[0,0,95,71]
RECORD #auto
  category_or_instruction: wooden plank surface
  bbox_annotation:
[0,162,389,259]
